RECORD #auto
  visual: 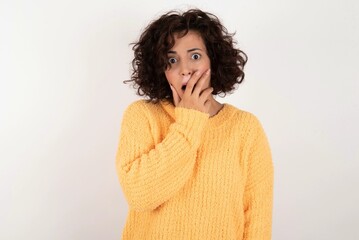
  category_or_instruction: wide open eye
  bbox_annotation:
[191,53,201,60]
[168,57,177,64]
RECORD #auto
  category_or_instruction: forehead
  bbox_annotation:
[169,30,207,51]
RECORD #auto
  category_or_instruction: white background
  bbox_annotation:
[1,0,358,239]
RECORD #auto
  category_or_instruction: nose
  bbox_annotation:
[180,62,192,76]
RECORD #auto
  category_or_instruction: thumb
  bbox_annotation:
[170,84,180,106]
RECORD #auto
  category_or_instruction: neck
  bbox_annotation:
[208,96,224,118]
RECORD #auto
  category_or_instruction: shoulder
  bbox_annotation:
[225,104,268,140]
[124,100,162,115]
[225,103,262,127]
[122,100,166,124]
[124,99,150,112]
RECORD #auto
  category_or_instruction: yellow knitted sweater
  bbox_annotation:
[116,100,273,240]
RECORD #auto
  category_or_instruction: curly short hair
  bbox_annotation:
[125,9,248,103]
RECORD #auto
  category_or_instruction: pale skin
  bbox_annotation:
[165,31,224,117]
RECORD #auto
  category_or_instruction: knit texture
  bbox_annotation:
[116,100,274,240]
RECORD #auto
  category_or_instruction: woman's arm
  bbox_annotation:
[243,116,274,240]
[116,101,209,211]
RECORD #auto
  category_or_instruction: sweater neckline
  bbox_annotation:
[160,100,235,129]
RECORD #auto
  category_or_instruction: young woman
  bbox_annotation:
[116,9,274,240]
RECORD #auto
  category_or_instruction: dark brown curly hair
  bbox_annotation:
[125,9,248,103]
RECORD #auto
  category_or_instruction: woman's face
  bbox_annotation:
[165,30,211,99]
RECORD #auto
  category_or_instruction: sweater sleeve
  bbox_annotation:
[115,101,209,211]
[243,115,274,240]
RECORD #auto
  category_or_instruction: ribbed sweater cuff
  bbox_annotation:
[174,107,209,144]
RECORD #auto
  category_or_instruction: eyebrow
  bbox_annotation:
[168,48,202,54]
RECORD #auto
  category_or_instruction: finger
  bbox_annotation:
[183,71,201,97]
[193,69,210,97]
[170,84,180,106]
